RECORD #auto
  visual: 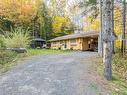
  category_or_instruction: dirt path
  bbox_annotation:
[0,52,111,95]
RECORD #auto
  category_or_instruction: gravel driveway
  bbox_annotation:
[0,52,110,95]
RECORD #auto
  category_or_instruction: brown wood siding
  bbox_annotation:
[51,37,98,51]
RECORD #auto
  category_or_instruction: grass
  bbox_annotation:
[96,55,127,95]
[0,50,27,73]
[0,49,71,73]
[27,49,71,56]
[3,27,30,48]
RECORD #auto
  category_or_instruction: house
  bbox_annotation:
[50,31,99,51]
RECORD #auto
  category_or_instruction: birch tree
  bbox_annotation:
[103,0,113,80]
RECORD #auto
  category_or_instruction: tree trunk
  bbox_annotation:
[121,0,126,56]
[111,0,115,54]
[98,0,103,57]
[103,0,113,80]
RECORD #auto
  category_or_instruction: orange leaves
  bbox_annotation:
[0,0,36,24]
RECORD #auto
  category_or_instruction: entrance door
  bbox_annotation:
[88,38,98,51]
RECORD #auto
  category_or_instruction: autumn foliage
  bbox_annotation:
[0,0,74,39]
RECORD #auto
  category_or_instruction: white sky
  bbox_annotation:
[65,0,83,11]
[43,0,86,29]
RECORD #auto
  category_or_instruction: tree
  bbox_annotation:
[111,0,115,54]
[121,0,126,56]
[86,0,96,5]
[103,0,114,80]
[0,17,13,32]
[0,0,36,30]
[98,0,104,56]
[36,0,53,41]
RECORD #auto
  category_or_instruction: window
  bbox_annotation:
[60,41,63,44]
[70,39,76,43]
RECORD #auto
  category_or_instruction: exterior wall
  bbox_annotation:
[51,38,82,50]
[50,37,98,51]
[51,41,61,49]
[82,38,89,51]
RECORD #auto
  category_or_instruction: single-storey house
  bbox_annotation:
[50,31,99,51]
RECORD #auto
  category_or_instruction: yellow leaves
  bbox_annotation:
[114,7,122,36]
[91,19,100,31]
[0,0,36,24]
[83,6,122,48]
[83,6,124,48]
[83,17,100,32]
[115,40,121,48]
[52,16,70,32]
[114,6,122,47]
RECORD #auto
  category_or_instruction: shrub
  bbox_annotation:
[4,27,31,48]
[0,50,17,65]
[0,35,6,49]
[112,53,127,80]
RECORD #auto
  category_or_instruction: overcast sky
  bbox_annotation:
[43,0,87,29]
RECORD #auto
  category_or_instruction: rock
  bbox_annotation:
[7,48,27,53]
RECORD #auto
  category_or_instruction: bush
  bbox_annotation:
[0,50,17,65]
[112,53,127,80]
[4,27,31,48]
[0,35,6,49]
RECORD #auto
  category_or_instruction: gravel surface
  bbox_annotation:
[0,51,111,95]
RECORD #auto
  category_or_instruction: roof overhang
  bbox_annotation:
[32,38,46,42]
[49,31,99,42]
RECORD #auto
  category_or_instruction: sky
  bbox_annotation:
[65,0,83,11]
[43,0,87,30]
[65,0,86,29]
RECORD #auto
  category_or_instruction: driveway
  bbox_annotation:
[0,52,110,95]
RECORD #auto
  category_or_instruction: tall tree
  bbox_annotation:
[111,0,115,54]
[36,0,53,41]
[98,0,103,56]
[0,0,36,30]
[103,0,113,80]
[121,0,126,56]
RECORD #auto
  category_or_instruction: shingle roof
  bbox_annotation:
[50,31,99,42]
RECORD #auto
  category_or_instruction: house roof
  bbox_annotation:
[50,31,99,42]
[32,38,46,42]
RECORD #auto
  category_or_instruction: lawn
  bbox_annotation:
[27,49,71,56]
[0,49,71,73]
[96,55,127,95]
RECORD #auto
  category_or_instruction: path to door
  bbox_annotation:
[0,52,110,95]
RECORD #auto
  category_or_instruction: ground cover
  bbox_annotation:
[0,49,70,73]
[96,53,127,95]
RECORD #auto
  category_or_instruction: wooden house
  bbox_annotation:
[50,31,99,51]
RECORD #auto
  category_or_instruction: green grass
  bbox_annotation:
[27,49,71,56]
[96,56,127,95]
[0,50,27,73]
